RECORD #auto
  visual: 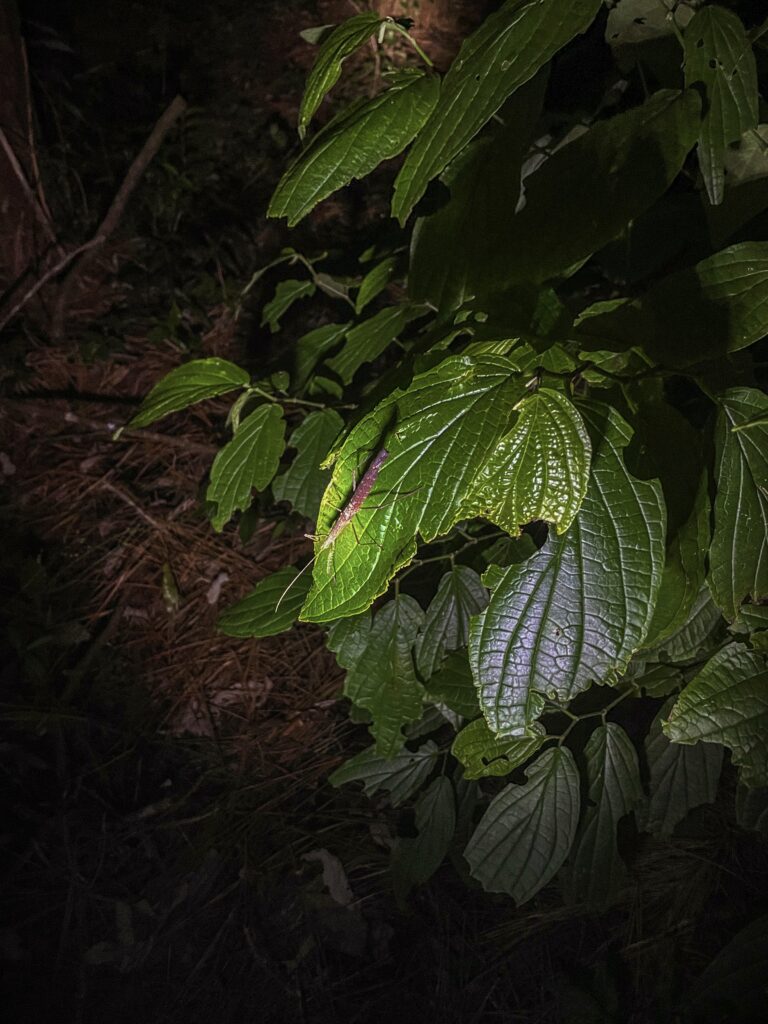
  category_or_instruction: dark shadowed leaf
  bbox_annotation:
[217,567,312,638]
[325,304,424,384]
[261,279,316,332]
[356,256,398,313]
[415,566,487,679]
[329,740,439,806]
[392,0,602,222]
[464,746,580,904]
[272,409,344,520]
[391,776,456,898]
[293,322,351,390]
[423,650,481,718]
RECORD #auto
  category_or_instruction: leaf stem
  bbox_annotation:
[386,19,434,68]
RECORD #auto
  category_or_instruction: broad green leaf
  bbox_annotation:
[722,124,768,187]
[566,724,643,906]
[328,740,438,806]
[473,89,701,292]
[129,358,249,428]
[391,776,456,898]
[635,663,685,698]
[664,643,768,787]
[325,304,423,384]
[708,388,768,621]
[297,12,384,139]
[270,71,440,227]
[206,404,285,531]
[392,0,602,223]
[452,718,545,780]
[342,595,425,755]
[272,409,343,520]
[684,6,758,206]
[641,700,722,835]
[606,0,694,49]
[423,651,481,718]
[356,256,397,314]
[645,584,725,664]
[577,242,768,365]
[326,609,372,669]
[408,69,547,310]
[464,746,580,904]
[300,354,526,623]
[261,279,316,332]
[469,402,665,737]
[463,388,591,537]
[217,567,312,637]
[644,474,710,650]
[415,566,487,680]
[293,322,350,390]
[733,604,768,634]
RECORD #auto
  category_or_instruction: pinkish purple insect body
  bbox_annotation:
[321,448,389,549]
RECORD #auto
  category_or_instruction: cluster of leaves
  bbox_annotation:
[130,1,768,908]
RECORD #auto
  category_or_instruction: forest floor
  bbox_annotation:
[2,2,767,1023]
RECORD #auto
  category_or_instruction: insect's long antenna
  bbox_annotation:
[275,547,317,611]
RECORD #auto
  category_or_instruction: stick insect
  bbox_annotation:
[275,447,390,611]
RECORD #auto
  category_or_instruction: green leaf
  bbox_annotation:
[408,69,547,310]
[708,388,768,621]
[300,353,527,623]
[391,776,456,898]
[641,699,722,835]
[452,717,545,780]
[464,746,580,904]
[576,242,768,365]
[270,71,440,227]
[664,643,768,788]
[606,0,694,50]
[261,279,316,332]
[475,89,701,292]
[415,566,487,680]
[645,584,725,665]
[293,322,351,390]
[392,0,602,223]
[272,409,344,521]
[684,6,758,206]
[206,404,286,531]
[566,723,643,906]
[217,567,312,638]
[469,402,665,737]
[297,12,384,139]
[129,358,250,428]
[356,256,397,314]
[463,388,591,538]
[327,608,372,669]
[342,595,426,756]
[325,303,423,384]
[423,651,481,718]
[328,740,439,806]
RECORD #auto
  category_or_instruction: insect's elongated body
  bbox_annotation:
[275,447,389,609]
[321,448,389,549]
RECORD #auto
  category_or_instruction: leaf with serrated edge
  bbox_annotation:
[129,358,250,428]
[392,776,456,898]
[709,388,768,621]
[664,643,768,788]
[327,609,372,669]
[416,566,487,679]
[453,718,545,780]
[469,401,665,737]
[577,242,768,365]
[567,723,643,906]
[329,740,438,806]
[641,699,722,835]
[645,584,724,665]
[684,6,758,206]
[325,304,423,384]
[465,746,580,904]
[294,322,350,390]
[392,0,602,223]
[207,405,285,531]
[298,13,384,139]
[464,388,591,537]
[356,256,397,314]
[271,72,439,227]
[272,409,343,520]
[217,567,312,638]
[424,651,480,718]
[261,279,316,332]
[300,353,526,623]
[342,595,425,756]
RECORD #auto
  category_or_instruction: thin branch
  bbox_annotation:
[50,93,188,340]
